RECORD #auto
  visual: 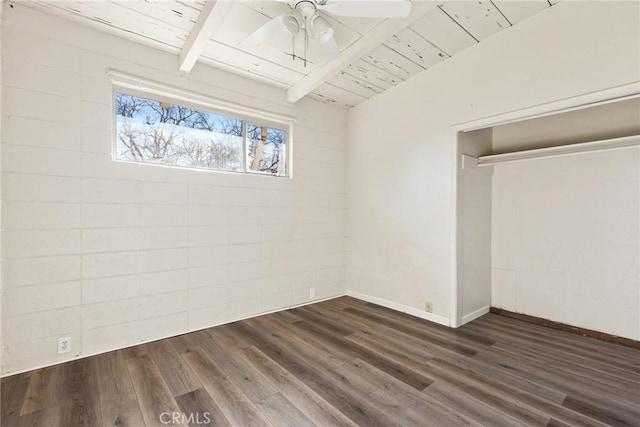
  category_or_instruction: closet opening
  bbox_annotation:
[452,92,640,342]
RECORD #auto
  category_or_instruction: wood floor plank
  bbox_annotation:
[232,321,400,426]
[344,358,482,426]
[240,345,358,427]
[472,347,640,424]
[478,314,640,364]
[424,382,525,427]
[346,326,437,367]
[546,418,573,427]
[198,330,279,403]
[58,358,102,427]
[165,330,209,355]
[366,305,497,350]
[468,318,640,378]
[126,353,186,427]
[148,340,202,397]
[422,359,552,425]
[208,321,257,349]
[13,369,64,426]
[344,306,479,357]
[12,409,60,427]
[100,398,146,427]
[95,350,138,415]
[292,317,433,390]
[294,305,360,335]
[120,344,149,359]
[2,296,639,427]
[305,300,378,329]
[346,329,567,426]
[345,324,554,425]
[182,349,273,427]
[562,395,638,427]
[331,361,444,426]
[352,325,569,404]
[481,311,640,354]
[271,310,303,323]
[428,357,612,427]
[331,296,370,310]
[490,340,640,395]
[243,316,380,395]
[255,393,315,427]
[247,315,354,365]
[174,387,231,427]
[478,339,640,406]
[19,364,62,415]
[1,372,31,425]
[363,302,497,347]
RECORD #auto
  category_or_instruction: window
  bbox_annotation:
[246,122,287,176]
[114,91,289,177]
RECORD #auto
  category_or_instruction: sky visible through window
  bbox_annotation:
[115,93,287,176]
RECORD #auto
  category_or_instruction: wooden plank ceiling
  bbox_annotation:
[20,0,555,108]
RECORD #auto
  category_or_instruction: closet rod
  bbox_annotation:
[476,134,639,167]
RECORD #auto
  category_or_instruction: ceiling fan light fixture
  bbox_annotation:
[243,0,411,64]
[311,15,334,43]
[282,14,301,34]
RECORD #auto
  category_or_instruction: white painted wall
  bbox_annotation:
[491,148,639,340]
[1,4,347,375]
[347,2,640,324]
[459,129,493,324]
[0,0,4,373]
[491,99,640,340]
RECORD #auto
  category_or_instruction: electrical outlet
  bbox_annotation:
[58,337,71,354]
[309,287,316,299]
[424,302,433,313]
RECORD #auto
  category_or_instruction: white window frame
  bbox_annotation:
[108,70,295,178]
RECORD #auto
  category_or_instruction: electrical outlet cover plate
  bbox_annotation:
[58,337,71,354]
[424,302,433,313]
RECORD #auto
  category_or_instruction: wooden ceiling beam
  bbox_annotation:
[179,0,234,73]
[286,0,439,103]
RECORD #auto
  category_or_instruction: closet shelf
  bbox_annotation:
[475,134,639,167]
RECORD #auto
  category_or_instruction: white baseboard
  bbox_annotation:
[346,290,450,327]
[460,305,490,325]
[0,293,346,378]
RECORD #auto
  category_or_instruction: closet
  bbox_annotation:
[456,97,640,340]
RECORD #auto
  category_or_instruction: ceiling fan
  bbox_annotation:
[239,0,412,67]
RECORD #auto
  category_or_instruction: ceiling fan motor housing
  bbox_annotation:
[294,0,317,18]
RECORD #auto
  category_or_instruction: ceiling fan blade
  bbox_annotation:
[319,0,411,18]
[314,35,341,61]
[239,15,287,51]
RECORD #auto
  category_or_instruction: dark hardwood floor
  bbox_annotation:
[2,296,639,427]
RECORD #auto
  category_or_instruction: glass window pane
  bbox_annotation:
[115,93,243,172]
[246,123,287,176]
